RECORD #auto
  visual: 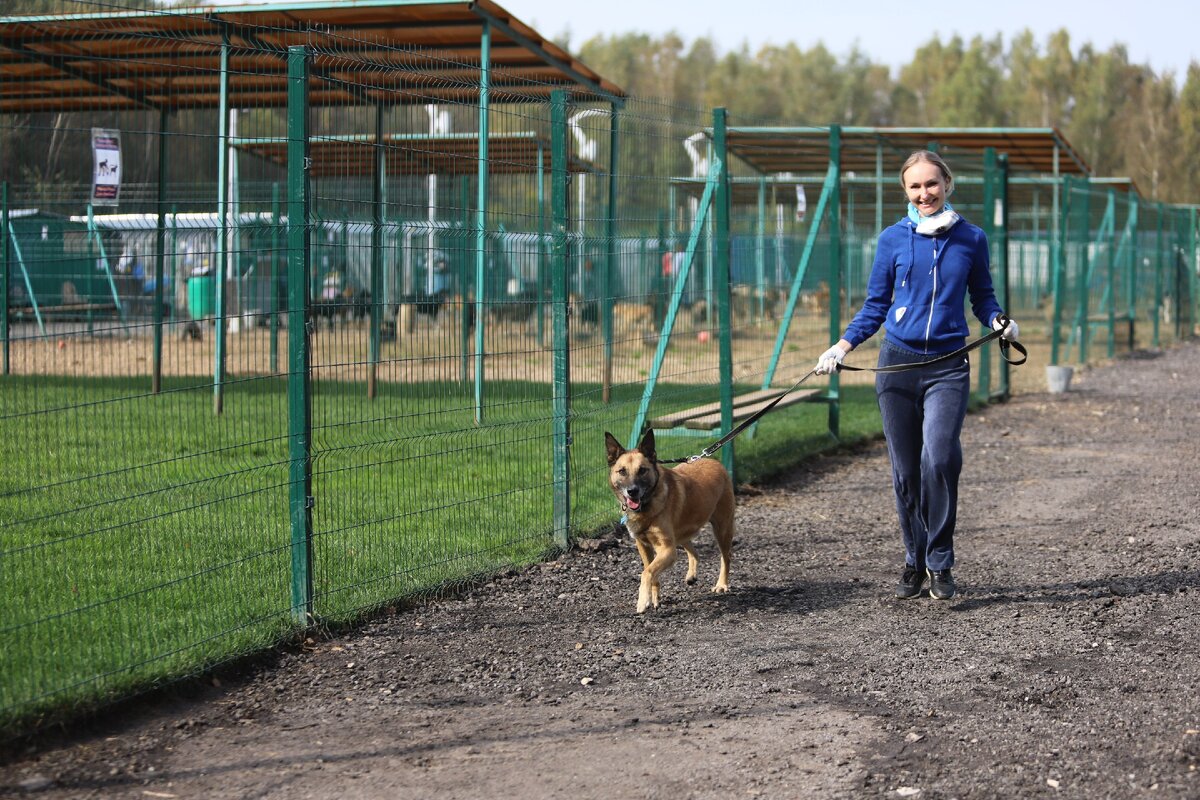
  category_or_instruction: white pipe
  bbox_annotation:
[425,104,450,295]
[683,131,708,178]
[569,108,607,287]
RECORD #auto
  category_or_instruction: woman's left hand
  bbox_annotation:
[992,316,1019,341]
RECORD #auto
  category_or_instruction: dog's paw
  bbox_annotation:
[711,584,729,594]
[685,575,697,585]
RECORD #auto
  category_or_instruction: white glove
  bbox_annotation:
[815,345,846,375]
[991,315,1019,341]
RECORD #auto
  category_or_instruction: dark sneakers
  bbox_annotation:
[928,568,956,600]
[895,565,927,599]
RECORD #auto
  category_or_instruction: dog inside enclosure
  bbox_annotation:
[604,428,737,614]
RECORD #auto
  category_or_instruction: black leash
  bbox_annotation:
[657,316,1027,465]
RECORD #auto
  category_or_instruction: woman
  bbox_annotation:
[814,151,1019,601]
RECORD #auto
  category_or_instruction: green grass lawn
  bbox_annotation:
[0,372,883,732]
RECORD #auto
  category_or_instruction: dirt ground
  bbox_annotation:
[3,340,1199,799]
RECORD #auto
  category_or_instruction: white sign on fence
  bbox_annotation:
[91,128,122,206]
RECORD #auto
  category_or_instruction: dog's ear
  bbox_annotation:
[604,432,625,466]
[637,427,656,462]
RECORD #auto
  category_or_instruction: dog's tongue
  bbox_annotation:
[625,497,640,511]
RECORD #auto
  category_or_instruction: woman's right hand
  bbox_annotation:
[815,344,847,375]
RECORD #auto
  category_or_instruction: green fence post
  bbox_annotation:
[536,141,546,347]
[1076,185,1093,364]
[828,125,842,438]
[459,174,471,385]
[602,102,619,404]
[1185,206,1195,335]
[213,28,230,415]
[713,108,735,478]
[979,147,996,401]
[286,44,314,626]
[1050,175,1070,365]
[474,20,491,425]
[368,103,384,400]
[153,108,169,395]
[997,153,1011,398]
[2,181,8,376]
[550,89,572,550]
[1106,188,1117,359]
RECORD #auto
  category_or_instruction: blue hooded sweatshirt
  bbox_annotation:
[841,214,1003,355]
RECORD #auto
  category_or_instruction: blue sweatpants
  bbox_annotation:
[875,340,971,572]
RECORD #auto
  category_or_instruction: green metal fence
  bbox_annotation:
[1,1,1198,735]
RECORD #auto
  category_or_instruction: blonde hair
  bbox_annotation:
[899,151,954,195]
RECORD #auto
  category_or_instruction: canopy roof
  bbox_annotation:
[0,0,625,114]
[235,131,597,177]
[725,127,1091,178]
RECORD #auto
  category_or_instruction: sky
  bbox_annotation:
[504,0,1198,82]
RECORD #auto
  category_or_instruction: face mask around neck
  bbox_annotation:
[911,205,960,236]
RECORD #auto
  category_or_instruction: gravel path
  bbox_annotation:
[3,343,1199,799]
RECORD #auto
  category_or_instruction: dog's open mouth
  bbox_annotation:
[623,493,641,511]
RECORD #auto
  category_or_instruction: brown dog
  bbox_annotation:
[604,428,736,613]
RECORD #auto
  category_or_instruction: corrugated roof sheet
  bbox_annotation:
[0,0,624,113]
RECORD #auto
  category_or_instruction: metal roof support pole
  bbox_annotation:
[998,153,1011,398]
[1,182,8,375]
[1051,144,1060,314]
[536,141,545,346]
[1106,187,1117,358]
[473,20,490,425]
[152,109,168,394]
[1031,190,1040,308]
[1049,176,1070,365]
[213,29,231,415]
[270,184,280,374]
[713,108,735,479]
[1153,202,1163,348]
[602,102,619,404]
[368,103,384,400]
[756,175,766,322]
[1190,207,1198,336]
[286,44,314,627]
[550,88,572,549]
[1074,185,1099,364]
[978,147,997,402]
[1126,192,1139,352]
[827,125,842,439]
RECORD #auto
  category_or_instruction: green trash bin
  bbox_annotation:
[187,274,215,320]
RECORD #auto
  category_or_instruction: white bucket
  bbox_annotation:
[1045,364,1074,394]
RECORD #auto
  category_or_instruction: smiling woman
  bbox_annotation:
[814,149,1020,602]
